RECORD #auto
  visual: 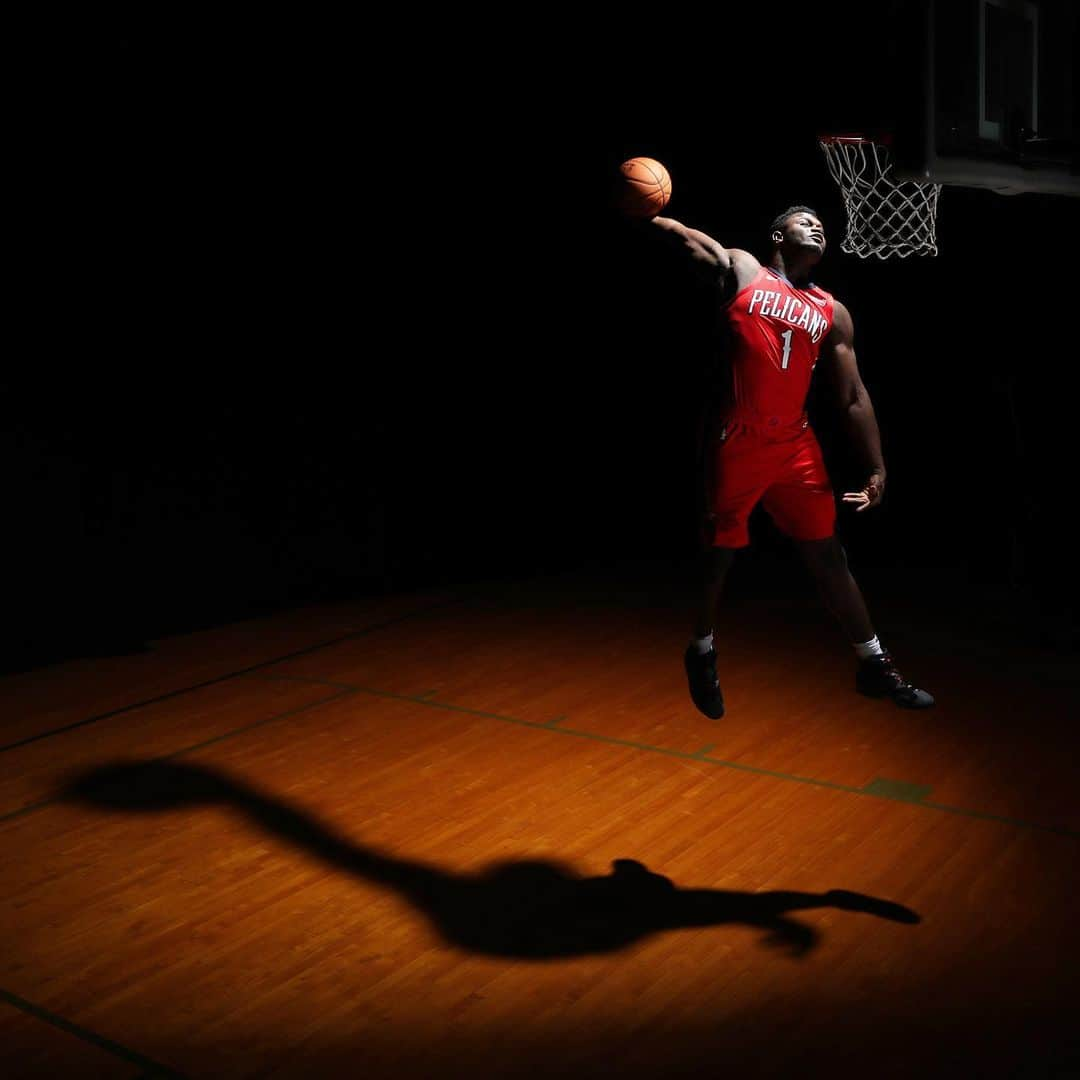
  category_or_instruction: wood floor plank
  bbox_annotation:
[0,997,153,1078]
[0,591,451,748]
[2,564,1076,1077]
[259,589,1078,831]
[3,691,1076,1077]
[0,679,346,818]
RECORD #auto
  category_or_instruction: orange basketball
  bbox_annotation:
[617,157,672,218]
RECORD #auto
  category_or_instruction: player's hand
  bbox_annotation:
[841,473,885,512]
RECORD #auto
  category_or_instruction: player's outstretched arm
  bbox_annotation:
[822,300,887,511]
[650,216,732,277]
[645,217,763,299]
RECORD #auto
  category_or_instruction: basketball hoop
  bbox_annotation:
[819,135,943,259]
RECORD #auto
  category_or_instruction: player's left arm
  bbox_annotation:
[820,299,886,511]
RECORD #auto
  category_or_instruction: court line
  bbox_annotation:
[1,663,1072,840]
[0,599,460,754]
[0,689,355,825]
[0,987,186,1078]
[251,674,1079,840]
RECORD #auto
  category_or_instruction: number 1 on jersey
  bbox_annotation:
[780,328,793,370]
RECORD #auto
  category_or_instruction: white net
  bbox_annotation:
[820,138,943,258]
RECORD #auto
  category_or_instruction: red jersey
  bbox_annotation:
[719,265,835,430]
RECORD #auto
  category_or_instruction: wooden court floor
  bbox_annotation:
[2,557,1077,1078]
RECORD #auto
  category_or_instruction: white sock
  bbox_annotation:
[692,632,715,655]
[854,635,884,660]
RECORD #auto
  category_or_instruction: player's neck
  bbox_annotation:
[768,254,814,288]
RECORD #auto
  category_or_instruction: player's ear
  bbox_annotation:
[771,230,784,245]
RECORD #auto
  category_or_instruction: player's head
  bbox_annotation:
[769,206,826,258]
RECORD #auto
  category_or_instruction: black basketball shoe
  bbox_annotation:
[684,644,725,719]
[856,653,935,708]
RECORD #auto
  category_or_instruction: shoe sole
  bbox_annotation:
[690,698,725,720]
[856,685,935,709]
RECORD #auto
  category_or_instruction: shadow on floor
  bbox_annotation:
[61,760,919,960]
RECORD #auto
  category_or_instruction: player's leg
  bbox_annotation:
[692,545,736,639]
[685,545,735,720]
[758,429,853,625]
[685,424,767,720]
[792,535,873,644]
[791,536,934,707]
[763,428,934,708]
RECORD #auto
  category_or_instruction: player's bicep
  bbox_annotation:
[652,217,732,281]
[822,302,864,407]
[683,227,731,270]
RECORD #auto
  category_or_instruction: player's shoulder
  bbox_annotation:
[803,278,837,301]
[823,294,854,342]
[827,293,851,317]
[728,249,764,291]
[727,248,760,269]
[807,282,845,316]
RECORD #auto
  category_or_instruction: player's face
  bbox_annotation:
[783,213,826,255]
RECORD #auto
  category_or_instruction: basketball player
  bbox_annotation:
[646,206,933,718]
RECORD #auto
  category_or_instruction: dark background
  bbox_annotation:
[7,9,1078,671]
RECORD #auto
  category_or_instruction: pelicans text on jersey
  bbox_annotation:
[721,265,835,430]
[701,264,838,548]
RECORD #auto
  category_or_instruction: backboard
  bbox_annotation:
[887,0,1078,196]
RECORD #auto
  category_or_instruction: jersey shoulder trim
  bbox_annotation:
[806,284,834,303]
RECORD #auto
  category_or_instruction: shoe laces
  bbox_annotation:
[873,653,912,689]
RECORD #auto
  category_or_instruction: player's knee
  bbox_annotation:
[798,536,847,575]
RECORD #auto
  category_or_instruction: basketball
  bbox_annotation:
[617,157,672,218]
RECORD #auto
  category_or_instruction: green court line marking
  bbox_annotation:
[694,744,716,758]
[0,987,186,1078]
[0,600,461,754]
[863,777,933,803]
[917,800,1073,831]
[544,715,567,728]
[252,674,1078,840]
[0,690,355,825]
[3,659,1072,841]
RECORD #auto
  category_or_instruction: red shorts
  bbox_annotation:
[701,420,836,548]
